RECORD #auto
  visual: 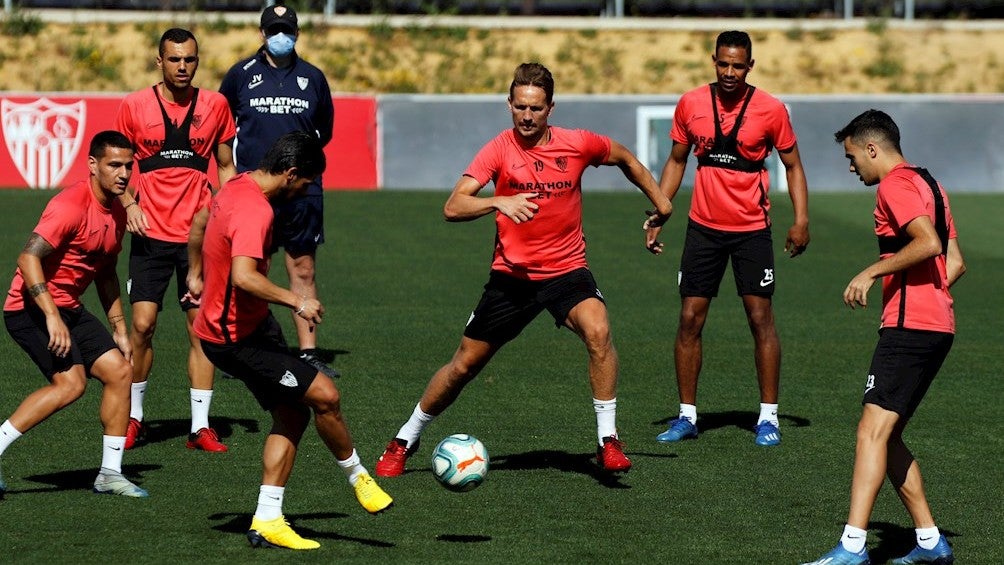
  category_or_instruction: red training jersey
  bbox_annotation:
[464,127,611,280]
[5,180,126,311]
[671,84,796,231]
[193,173,273,344]
[875,163,958,333]
[116,85,236,243]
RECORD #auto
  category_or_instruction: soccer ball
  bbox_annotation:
[431,434,489,492]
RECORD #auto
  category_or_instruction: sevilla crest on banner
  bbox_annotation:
[1,97,86,189]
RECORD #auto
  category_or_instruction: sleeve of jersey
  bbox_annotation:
[212,96,237,145]
[463,137,503,187]
[579,130,611,167]
[770,100,798,152]
[114,99,133,140]
[33,195,79,251]
[669,94,692,146]
[878,175,928,233]
[229,211,269,262]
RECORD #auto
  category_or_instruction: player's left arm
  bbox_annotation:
[777,142,810,257]
[231,255,323,327]
[843,214,942,309]
[186,207,209,300]
[94,261,131,362]
[604,140,673,254]
[946,237,966,287]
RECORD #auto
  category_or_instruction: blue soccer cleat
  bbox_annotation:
[891,537,954,564]
[656,417,698,443]
[93,470,149,498]
[754,420,782,446]
[801,543,871,565]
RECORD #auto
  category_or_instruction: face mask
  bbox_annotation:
[265,32,296,58]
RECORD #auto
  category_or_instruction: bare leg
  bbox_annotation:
[887,419,936,528]
[675,296,711,405]
[186,308,215,390]
[128,301,159,385]
[89,349,134,437]
[742,294,780,404]
[7,367,88,433]
[300,375,354,461]
[418,337,499,416]
[262,402,310,487]
[285,250,318,351]
[847,403,900,529]
[564,298,618,401]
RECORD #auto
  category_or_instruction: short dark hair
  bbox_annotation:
[89,130,133,158]
[159,28,197,56]
[833,109,903,153]
[509,62,555,104]
[257,131,325,180]
[716,30,752,59]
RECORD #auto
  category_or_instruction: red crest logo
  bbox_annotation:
[555,156,568,172]
[1,97,86,188]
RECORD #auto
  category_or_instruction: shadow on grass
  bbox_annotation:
[868,521,959,564]
[208,510,395,547]
[652,409,811,436]
[490,449,644,489]
[137,416,261,446]
[16,463,158,494]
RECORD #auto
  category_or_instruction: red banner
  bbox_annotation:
[0,93,377,190]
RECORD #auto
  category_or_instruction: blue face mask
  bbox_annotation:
[265,32,296,58]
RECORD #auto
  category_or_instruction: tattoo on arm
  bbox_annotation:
[23,233,55,258]
[29,282,48,297]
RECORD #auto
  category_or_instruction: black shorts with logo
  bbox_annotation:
[270,192,324,255]
[4,305,118,380]
[678,219,775,298]
[201,312,318,411]
[863,327,954,418]
[463,267,605,345]
[128,234,197,311]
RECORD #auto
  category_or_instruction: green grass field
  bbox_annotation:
[0,189,1000,564]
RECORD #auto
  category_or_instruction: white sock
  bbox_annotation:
[0,420,24,456]
[100,435,126,474]
[916,526,941,550]
[679,404,697,424]
[593,398,617,445]
[130,381,146,421]
[255,485,284,521]
[395,403,435,449]
[758,403,779,426]
[190,388,213,433]
[336,449,366,486]
[840,524,867,553]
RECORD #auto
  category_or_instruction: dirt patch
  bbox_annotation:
[1,19,1001,95]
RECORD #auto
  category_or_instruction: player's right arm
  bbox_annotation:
[186,207,209,299]
[946,238,966,287]
[443,175,538,224]
[17,233,71,357]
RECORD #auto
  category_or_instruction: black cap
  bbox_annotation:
[260,4,298,35]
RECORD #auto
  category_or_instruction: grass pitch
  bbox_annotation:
[0,189,1000,564]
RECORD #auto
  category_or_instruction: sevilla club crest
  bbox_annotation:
[2,97,86,189]
[555,156,568,172]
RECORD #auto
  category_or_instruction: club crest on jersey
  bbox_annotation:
[297,76,309,90]
[555,156,568,172]
[1,97,85,189]
[191,113,203,129]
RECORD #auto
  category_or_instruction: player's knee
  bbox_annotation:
[131,316,158,339]
[53,376,87,404]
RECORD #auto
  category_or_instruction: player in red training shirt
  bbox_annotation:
[802,110,965,565]
[115,28,237,452]
[0,131,148,499]
[375,62,673,477]
[189,132,392,550]
[646,30,811,447]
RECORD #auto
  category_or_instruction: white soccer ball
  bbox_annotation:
[431,434,489,492]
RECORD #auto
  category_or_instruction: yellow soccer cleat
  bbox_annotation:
[354,472,393,514]
[247,516,320,550]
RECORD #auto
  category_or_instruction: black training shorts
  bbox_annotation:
[201,312,318,411]
[270,192,324,255]
[678,219,775,298]
[4,305,118,380]
[128,235,198,311]
[463,267,605,345]
[862,327,954,418]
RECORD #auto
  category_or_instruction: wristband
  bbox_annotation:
[125,201,138,210]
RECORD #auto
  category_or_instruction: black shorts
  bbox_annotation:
[678,219,775,298]
[270,191,324,255]
[863,328,954,418]
[463,268,605,345]
[128,235,197,311]
[4,306,118,380]
[201,312,318,411]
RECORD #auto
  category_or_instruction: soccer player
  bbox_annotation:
[219,2,340,380]
[374,62,673,477]
[646,30,810,446]
[801,110,964,565]
[0,131,147,499]
[115,28,237,452]
[189,132,391,550]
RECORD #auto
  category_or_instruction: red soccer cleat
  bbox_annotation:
[186,427,228,452]
[124,417,144,450]
[375,438,418,477]
[597,436,632,473]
